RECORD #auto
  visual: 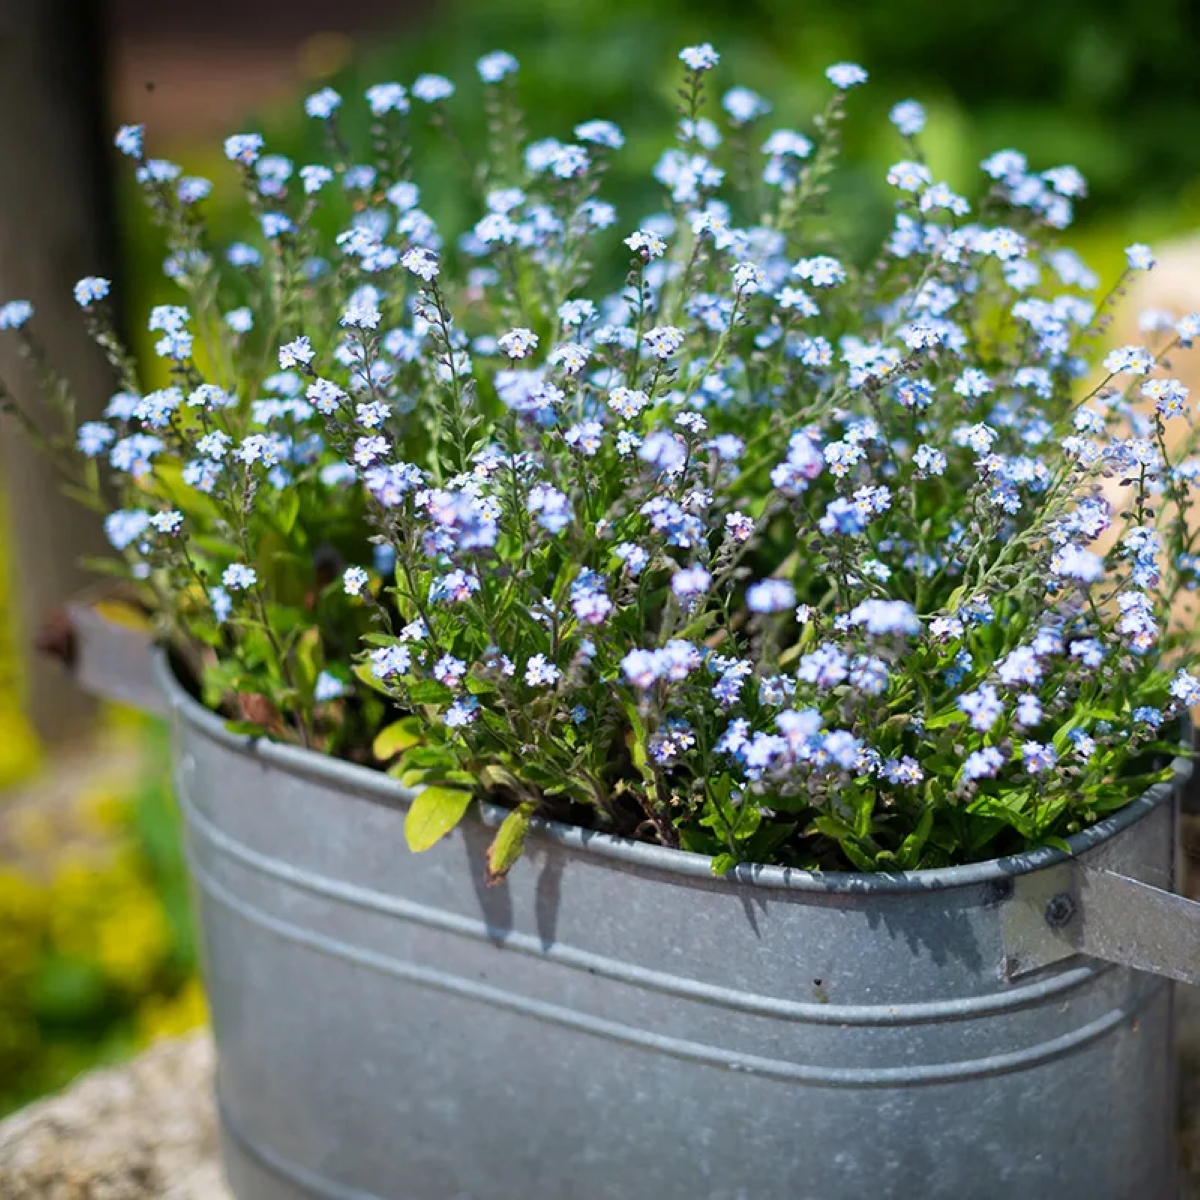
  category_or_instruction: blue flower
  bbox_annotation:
[793,256,846,288]
[114,124,144,157]
[826,62,868,89]
[370,645,411,680]
[224,133,264,165]
[798,644,849,689]
[304,88,342,119]
[527,485,572,534]
[412,74,454,103]
[849,655,889,697]
[817,730,863,770]
[209,587,232,624]
[315,672,347,702]
[0,300,33,329]
[672,566,712,600]
[365,83,408,116]
[848,599,919,638]
[722,87,771,125]
[747,579,795,614]
[1125,243,1155,271]
[77,422,114,457]
[639,431,688,475]
[222,564,258,591]
[278,336,314,369]
[889,100,925,137]
[73,276,110,307]
[575,119,624,149]
[343,567,370,597]
[478,51,519,83]
[446,696,480,728]
[1022,742,1058,775]
[679,43,719,72]
[104,509,149,550]
[963,747,1005,781]
[960,685,1003,732]
[1170,671,1200,708]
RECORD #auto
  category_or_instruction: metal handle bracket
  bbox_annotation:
[64,601,168,717]
[1003,861,1200,986]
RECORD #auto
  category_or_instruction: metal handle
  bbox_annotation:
[1004,860,1200,986]
[59,601,168,717]
[1185,723,1200,816]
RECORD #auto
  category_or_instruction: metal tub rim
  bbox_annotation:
[154,648,1192,898]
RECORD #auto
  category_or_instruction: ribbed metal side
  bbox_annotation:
[159,655,1184,1199]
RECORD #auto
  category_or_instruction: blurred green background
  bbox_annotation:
[3,0,1200,1113]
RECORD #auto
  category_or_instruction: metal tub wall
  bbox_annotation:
[167,675,1179,1200]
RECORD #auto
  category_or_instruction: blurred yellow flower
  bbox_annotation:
[96,888,171,991]
[137,976,208,1044]
[76,788,132,833]
[8,806,59,856]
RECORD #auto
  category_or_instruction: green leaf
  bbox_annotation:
[373,717,424,761]
[438,769,480,787]
[840,841,877,872]
[265,603,308,635]
[924,708,964,730]
[486,801,537,884]
[352,662,395,696]
[896,806,934,870]
[396,744,457,770]
[224,720,268,737]
[294,627,323,696]
[30,956,110,1021]
[80,554,136,579]
[361,632,398,647]
[190,533,242,560]
[480,764,522,792]
[810,814,856,842]
[851,790,875,839]
[624,703,651,776]
[512,762,563,791]
[277,488,301,536]
[678,827,725,856]
[741,822,796,862]
[710,852,740,876]
[152,460,221,521]
[408,679,455,706]
[965,816,1005,853]
[405,786,474,852]
[391,767,432,788]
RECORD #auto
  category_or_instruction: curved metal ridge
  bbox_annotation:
[190,857,1164,1088]
[158,651,1194,895]
[180,784,1111,1027]
[219,1095,382,1200]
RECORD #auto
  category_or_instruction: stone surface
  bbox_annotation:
[0,1033,229,1199]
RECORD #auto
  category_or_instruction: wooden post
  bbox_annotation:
[0,0,117,742]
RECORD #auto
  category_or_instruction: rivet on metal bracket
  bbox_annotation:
[1044,891,1077,930]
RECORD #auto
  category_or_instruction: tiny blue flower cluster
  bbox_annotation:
[2,43,1197,874]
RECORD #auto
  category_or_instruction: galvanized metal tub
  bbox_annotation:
[153,651,1194,1200]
